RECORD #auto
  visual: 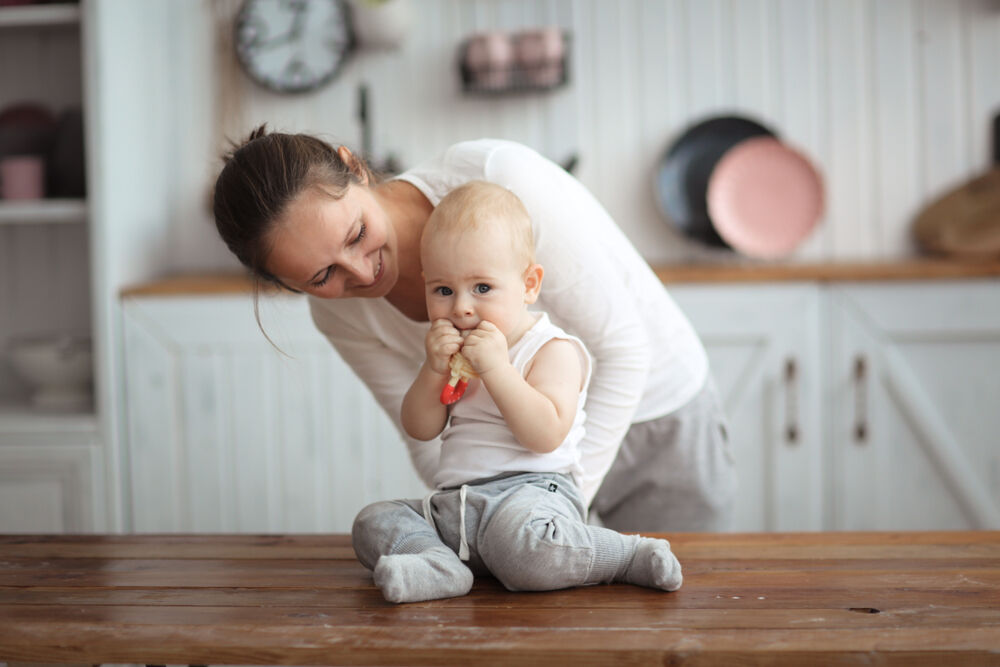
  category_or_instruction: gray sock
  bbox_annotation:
[621,537,683,591]
[373,546,474,603]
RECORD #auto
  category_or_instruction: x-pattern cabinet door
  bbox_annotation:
[829,281,1000,530]
[669,284,824,531]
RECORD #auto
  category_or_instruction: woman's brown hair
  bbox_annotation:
[212,125,375,346]
[213,124,375,292]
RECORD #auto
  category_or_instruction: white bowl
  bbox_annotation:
[7,336,93,410]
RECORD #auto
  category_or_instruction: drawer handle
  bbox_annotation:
[784,357,798,444]
[854,355,868,443]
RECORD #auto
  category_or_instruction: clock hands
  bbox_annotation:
[235,0,353,93]
[253,0,308,50]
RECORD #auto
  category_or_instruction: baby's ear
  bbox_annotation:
[523,263,544,304]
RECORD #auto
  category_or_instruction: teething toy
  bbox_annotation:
[440,352,477,405]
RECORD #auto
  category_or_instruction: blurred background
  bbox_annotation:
[1,0,998,535]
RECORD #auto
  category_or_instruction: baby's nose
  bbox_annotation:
[453,293,475,315]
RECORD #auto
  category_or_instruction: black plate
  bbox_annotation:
[654,115,776,248]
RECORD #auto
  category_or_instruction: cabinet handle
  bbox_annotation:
[853,354,868,443]
[784,358,798,444]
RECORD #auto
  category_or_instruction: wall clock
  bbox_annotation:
[235,0,354,94]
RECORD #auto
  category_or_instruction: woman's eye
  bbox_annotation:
[312,268,333,287]
[474,283,491,294]
[353,223,366,244]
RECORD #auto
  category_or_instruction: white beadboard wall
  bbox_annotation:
[175,0,1000,272]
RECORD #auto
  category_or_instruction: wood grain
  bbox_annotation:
[118,260,1000,297]
[1,532,998,665]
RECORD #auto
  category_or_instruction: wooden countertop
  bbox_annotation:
[121,259,1000,296]
[1,531,998,665]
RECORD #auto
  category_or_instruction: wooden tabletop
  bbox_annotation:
[1,532,999,665]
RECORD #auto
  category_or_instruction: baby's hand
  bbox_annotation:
[426,319,462,375]
[460,321,509,375]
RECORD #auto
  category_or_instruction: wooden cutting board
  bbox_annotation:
[913,167,1000,258]
[1,531,998,665]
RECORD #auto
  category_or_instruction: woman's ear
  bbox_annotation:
[523,263,544,304]
[336,146,369,185]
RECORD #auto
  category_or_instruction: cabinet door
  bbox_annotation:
[829,281,1000,530]
[669,284,824,531]
[122,295,427,533]
[0,439,98,533]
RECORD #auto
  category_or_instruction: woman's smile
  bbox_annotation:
[362,250,385,289]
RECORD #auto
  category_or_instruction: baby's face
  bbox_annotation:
[422,225,532,342]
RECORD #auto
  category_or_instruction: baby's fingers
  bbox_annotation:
[475,320,500,334]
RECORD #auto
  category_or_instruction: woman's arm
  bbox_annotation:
[484,143,650,504]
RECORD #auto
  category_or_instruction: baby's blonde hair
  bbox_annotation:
[422,181,535,269]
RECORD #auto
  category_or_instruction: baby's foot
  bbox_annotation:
[373,546,473,603]
[623,537,683,591]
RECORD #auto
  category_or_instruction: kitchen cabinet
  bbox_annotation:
[0,3,101,533]
[664,284,825,532]
[121,275,1000,533]
[121,293,427,533]
[670,278,1000,531]
[826,281,1000,530]
[0,412,103,532]
[0,3,91,407]
[0,1,199,532]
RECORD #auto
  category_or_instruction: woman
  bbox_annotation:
[213,126,735,532]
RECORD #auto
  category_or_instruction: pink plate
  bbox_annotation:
[707,137,824,258]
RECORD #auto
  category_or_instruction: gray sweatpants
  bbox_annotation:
[352,472,639,591]
[593,378,737,533]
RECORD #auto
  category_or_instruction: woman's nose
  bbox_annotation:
[344,256,374,285]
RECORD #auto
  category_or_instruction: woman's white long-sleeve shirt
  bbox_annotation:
[308,139,707,505]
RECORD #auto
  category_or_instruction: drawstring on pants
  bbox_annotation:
[422,484,470,561]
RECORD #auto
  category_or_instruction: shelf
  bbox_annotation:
[0,199,87,224]
[0,403,97,434]
[0,3,80,29]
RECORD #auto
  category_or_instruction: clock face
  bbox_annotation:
[235,0,354,93]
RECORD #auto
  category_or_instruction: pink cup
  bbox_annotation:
[515,27,565,87]
[464,32,514,90]
[0,155,46,200]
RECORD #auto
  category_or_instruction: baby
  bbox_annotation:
[351,181,683,603]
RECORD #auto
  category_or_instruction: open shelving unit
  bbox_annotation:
[0,2,80,28]
[0,198,87,224]
[0,2,91,416]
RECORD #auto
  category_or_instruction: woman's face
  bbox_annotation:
[265,184,397,299]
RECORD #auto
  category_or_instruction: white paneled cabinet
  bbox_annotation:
[827,282,1000,531]
[671,279,1000,532]
[122,279,1000,533]
[0,415,102,532]
[662,284,825,532]
[122,294,426,533]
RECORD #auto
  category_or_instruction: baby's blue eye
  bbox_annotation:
[475,284,491,294]
[435,286,453,296]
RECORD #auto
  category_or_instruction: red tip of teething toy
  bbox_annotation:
[440,378,469,405]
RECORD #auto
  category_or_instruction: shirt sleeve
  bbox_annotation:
[307,299,439,490]
[484,143,651,505]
